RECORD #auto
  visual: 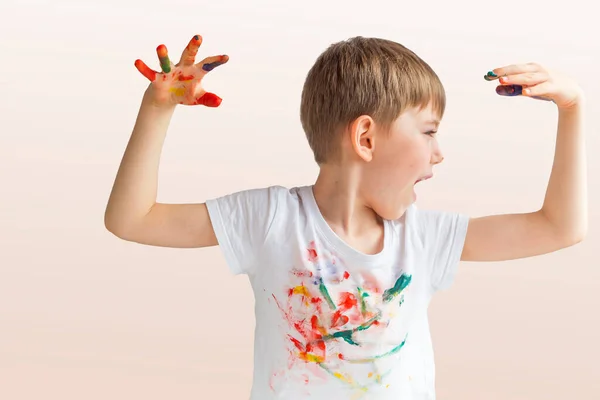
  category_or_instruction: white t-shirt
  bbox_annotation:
[206,185,469,400]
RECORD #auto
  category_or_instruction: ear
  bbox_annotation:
[349,115,376,162]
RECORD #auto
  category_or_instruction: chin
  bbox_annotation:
[376,203,410,221]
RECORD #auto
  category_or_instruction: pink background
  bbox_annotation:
[1,0,599,398]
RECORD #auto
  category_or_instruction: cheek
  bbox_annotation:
[372,139,427,182]
[392,147,424,176]
[406,142,430,168]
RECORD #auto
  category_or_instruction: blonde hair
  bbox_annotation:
[300,36,446,164]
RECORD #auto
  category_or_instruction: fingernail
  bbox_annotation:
[496,84,522,96]
[484,71,498,81]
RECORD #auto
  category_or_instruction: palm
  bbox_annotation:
[134,35,229,107]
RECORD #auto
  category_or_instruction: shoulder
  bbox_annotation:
[204,184,309,221]
[388,203,470,241]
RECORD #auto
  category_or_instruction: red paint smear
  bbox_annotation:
[291,269,313,278]
[294,321,308,338]
[310,297,322,313]
[316,340,326,351]
[307,248,318,262]
[194,92,222,107]
[330,292,360,327]
[338,292,357,310]
[311,315,319,331]
[331,310,349,327]
[343,271,350,279]
[338,353,345,360]
[289,336,304,351]
[177,73,194,81]
[134,59,156,81]
[156,44,168,58]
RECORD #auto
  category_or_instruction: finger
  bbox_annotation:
[192,92,222,107]
[483,70,500,81]
[156,44,172,73]
[495,84,553,101]
[495,84,523,97]
[486,62,544,80]
[499,71,548,87]
[134,59,157,81]
[179,35,203,67]
[197,55,229,72]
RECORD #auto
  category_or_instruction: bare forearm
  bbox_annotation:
[541,103,587,242]
[104,91,176,233]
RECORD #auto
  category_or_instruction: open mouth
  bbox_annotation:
[415,174,433,184]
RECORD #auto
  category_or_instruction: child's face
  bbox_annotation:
[360,103,444,220]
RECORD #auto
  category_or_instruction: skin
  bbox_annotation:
[312,105,442,255]
[460,63,587,261]
[133,34,229,107]
[104,34,227,247]
[105,37,587,264]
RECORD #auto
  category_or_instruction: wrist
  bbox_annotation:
[142,86,178,111]
[557,90,585,113]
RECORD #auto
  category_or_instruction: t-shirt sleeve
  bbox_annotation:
[204,185,284,276]
[415,208,470,292]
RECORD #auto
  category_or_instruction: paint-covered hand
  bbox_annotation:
[134,35,229,107]
[485,63,584,109]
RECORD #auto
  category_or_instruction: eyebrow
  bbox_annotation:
[425,119,440,127]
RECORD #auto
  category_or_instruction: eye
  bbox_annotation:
[424,130,437,136]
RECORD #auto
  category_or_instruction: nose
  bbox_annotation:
[431,145,444,165]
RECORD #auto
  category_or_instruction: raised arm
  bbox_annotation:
[104,34,229,248]
[461,63,587,262]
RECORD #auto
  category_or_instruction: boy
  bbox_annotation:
[104,34,587,399]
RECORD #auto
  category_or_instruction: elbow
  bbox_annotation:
[569,229,587,246]
[104,206,151,242]
[540,210,587,248]
[104,209,130,239]
[559,227,587,248]
[104,214,121,237]
[568,218,588,246]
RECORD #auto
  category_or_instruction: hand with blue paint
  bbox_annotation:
[134,34,229,107]
[485,63,584,109]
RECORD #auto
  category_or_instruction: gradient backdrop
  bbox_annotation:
[1,0,599,399]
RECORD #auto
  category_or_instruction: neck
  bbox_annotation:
[312,162,384,247]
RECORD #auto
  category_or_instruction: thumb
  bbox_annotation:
[192,92,222,107]
[521,81,553,100]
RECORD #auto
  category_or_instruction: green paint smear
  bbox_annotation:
[159,56,171,73]
[316,336,407,391]
[357,287,368,315]
[329,330,359,345]
[319,279,336,310]
[345,335,408,364]
[382,274,412,303]
[370,336,407,360]
[323,314,380,345]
